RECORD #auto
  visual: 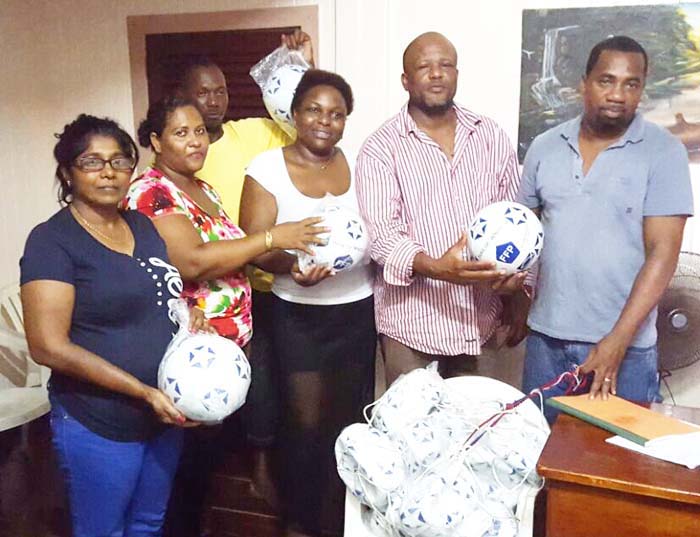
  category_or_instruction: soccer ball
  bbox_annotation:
[262,64,308,137]
[158,333,251,423]
[335,423,406,511]
[297,204,369,273]
[467,201,543,274]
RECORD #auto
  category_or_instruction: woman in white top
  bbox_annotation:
[240,69,375,537]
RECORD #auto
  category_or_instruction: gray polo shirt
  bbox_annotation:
[518,114,693,347]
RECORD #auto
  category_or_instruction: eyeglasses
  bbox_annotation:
[73,156,136,172]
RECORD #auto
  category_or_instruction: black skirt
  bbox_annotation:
[271,295,376,373]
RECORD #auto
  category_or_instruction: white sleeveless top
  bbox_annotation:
[245,147,373,306]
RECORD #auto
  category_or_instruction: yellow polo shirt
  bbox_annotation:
[197,118,292,291]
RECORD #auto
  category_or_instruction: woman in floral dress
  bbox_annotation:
[122,95,325,533]
[123,96,322,345]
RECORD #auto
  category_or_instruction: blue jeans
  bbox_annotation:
[50,401,184,537]
[523,331,661,423]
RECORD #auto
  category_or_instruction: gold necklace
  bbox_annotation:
[70,205,130,246]
[297,146,337,170]
[318,148,338,170]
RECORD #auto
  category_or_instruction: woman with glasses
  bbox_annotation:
[20,114,210,537]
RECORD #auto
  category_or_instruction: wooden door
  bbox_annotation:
[145,27,299,120]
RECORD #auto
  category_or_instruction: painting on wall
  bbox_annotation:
[519,3,700,162]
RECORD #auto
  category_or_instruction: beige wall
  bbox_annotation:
[1,0,696,286]
[0,0,333,286]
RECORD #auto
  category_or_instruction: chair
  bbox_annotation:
[0,290,53,535]
[0,282,25,334]
[0,282,45,389]
[0,282,50,435]
[0,325,50,432]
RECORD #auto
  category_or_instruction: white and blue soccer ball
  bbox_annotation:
[335,423,406,511]
[297,203,369,274]
[397,473,467,536]
[467,201,544,274]
[371,366,444,435]
[158,333,251,423]
[262,63,308,137]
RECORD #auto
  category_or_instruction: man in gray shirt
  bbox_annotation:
[519,36,692,418]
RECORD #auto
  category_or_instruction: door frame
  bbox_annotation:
[127,5,319,136]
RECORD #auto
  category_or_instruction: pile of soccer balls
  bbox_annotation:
[335,366,550,537]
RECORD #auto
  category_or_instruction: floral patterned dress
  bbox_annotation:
[122,167,252,347]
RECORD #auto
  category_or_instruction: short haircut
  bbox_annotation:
[585,35,648,76]
[290,69,354,116]
[176,55,223,90]
[402,32,457,73]
[137,95,197,149]
[53,114,139,205]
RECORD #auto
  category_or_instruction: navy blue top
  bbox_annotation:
[20,207,183,441]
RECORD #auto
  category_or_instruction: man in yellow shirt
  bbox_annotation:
[185,31,313,225]
[170,30,314,535]
[197,117,291,226]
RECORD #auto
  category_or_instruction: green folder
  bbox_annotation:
[547,395,700,446]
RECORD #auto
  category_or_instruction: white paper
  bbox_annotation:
[606,431,700,469]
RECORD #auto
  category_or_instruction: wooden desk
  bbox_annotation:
[537,405,700,537]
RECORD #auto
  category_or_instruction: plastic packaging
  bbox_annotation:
[250,45,310,137]
[158,300,251,423]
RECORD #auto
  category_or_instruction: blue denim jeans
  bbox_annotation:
[50,401,184,537]
[523,331,661,423]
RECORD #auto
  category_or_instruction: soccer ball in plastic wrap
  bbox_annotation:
[297,204,369,274]
[335,423,406,512]
[262,63,307,137]
[467,201,543,274]
[158,333,251,423]
[371,366,445,435]
[398,473,469,537]
[394,413,451,473]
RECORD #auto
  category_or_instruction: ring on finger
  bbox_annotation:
[603,377,612,382]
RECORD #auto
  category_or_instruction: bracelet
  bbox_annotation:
[264,229,273,251]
